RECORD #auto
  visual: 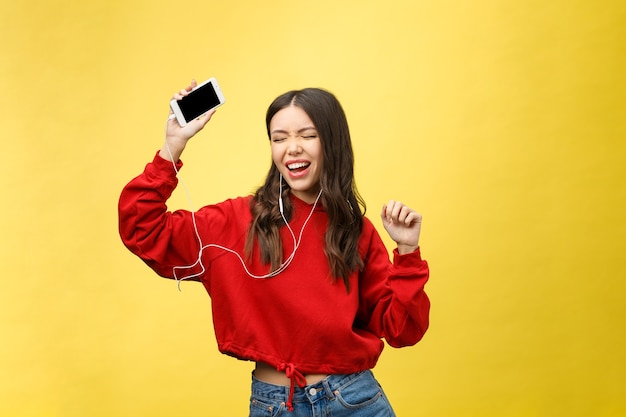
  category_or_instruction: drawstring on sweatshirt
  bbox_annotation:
[277,362,307,411]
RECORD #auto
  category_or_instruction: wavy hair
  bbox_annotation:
[244,88,365,291]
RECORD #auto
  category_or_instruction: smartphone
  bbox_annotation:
[169,78,225,126]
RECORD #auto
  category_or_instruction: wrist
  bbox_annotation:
[397,243,419,255]
[160,138,187,162]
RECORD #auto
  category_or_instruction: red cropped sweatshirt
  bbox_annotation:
[118,153,430,408]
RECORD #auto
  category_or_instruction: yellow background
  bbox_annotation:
[1,0,625,416]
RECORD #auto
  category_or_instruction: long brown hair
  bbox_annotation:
[244,88,365,290]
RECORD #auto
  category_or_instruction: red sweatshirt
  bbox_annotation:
[119,153,430,398]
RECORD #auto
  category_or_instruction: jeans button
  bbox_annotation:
[309,388,317,396]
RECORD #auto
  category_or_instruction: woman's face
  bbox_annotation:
[269,105,323,204]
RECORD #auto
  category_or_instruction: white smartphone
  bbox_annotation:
[169,78,225,126]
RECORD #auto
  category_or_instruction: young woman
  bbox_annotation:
[118,80,430,416]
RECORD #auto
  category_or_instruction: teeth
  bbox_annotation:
[288,162,310,170]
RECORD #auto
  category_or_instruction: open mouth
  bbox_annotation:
[287,161,310,173]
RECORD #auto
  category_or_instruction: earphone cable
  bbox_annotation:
[162,118,319,289]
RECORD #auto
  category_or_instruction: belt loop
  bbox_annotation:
[322,377,335,400]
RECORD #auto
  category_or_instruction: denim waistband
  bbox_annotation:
[251,369,372,404]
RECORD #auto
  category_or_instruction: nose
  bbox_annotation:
[287,137,302,154]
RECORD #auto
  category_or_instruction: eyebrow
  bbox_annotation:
[270,126,317,135]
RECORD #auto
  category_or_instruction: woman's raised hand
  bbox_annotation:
[381,200,422,254]
[160,79,216,162]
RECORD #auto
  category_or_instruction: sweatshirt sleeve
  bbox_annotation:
[357,221,430,348]
[118,152,203,280]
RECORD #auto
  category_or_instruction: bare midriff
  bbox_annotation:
[254,362,328,386]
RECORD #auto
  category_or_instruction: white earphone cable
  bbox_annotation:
[162,119,320,290]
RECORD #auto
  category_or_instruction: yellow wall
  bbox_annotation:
[1,0,625,416]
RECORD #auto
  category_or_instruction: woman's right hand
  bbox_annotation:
[160,79,216,162]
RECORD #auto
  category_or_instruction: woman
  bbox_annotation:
[118,79,430,416]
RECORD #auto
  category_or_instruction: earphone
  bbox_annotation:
[163,119,321,290]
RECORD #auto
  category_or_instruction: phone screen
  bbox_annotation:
[178,82,221,121]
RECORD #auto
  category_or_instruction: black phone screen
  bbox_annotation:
[178,83,221,121]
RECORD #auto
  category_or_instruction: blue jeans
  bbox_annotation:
[249,370,396,417]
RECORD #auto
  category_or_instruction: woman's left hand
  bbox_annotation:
[381,200,422,254]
